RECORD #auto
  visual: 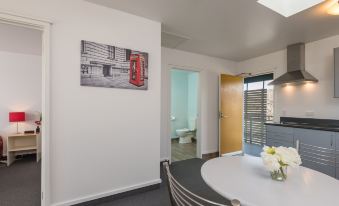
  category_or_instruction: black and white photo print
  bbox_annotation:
[80,40,148,90]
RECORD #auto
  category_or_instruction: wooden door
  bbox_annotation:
[220,74,243,155]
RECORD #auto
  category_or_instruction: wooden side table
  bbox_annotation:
[7,133,41,166]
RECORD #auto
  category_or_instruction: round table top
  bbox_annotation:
[201,156,339,206]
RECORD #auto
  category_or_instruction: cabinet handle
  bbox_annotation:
[296,140,300,152]
[331,138,333,147]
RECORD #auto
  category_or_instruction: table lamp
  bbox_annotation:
[9,112,26,134]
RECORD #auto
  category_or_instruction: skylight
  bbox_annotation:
[257,0,325,17]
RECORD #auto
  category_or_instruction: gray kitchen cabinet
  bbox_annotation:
[336,133,339,179]
[266,125,294,148]
[335,47,339,98]
[266,125,338,178]
[294,128,336,177]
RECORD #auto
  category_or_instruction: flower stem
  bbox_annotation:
[280,167,287,179]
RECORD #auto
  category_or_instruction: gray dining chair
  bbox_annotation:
[163,161,241,206]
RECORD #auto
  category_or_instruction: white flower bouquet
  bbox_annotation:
[261,146,302,181]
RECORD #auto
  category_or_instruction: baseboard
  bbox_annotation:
[221,150,243,156]
[51,179,162,206]
[202,149,218,155]
[202,151,219,160]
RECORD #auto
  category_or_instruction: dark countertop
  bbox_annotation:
[265,122,339,132]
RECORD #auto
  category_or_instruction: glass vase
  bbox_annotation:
[270,166,287,181]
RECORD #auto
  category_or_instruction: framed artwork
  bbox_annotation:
[81,40,148,90]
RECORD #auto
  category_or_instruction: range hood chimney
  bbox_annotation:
[269,43,318,85]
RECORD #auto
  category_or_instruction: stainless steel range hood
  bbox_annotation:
[269,43,318,85]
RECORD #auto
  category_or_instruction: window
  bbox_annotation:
[81,40,87,54]
[125,49,131,61]
[108,46,115,59]
[244,73,274,145]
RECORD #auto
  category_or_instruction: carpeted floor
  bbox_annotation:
[0,157,228,206]
[0,155,41,206]
[77,158,230,206]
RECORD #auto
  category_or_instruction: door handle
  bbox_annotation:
[219,112,229,119]
[296,139,300,152]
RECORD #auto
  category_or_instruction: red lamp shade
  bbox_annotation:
[9,112,26,122]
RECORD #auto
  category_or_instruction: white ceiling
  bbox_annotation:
[86,0,339,61]
[0,23,42,55]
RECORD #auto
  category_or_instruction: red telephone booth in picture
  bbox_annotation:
[129,54,145,87]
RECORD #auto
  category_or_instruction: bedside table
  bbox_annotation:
[7,133,41,166]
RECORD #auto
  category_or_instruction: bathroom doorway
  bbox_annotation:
[170,68,199,162]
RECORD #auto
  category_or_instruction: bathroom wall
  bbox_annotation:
[170,69,198,138]
[171,69,189,138]
[188,73,199,123]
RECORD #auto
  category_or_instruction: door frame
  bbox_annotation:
[0,11,52,206]
[165,63,202,162]
[218,74,244,156]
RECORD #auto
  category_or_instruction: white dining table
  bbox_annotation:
[201,155,339,206]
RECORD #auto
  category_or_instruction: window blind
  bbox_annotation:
[244,89,267,145]
[244,74,273,145]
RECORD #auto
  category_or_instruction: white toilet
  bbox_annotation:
[176,118,197,144]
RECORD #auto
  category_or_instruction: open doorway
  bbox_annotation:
[0,17,48,206]
[170,68,199,162]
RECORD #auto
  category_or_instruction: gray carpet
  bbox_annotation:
[0,157,228,206]
[0,155,41,206]
[77,158,230,206]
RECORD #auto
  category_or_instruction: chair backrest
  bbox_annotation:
[163,161,241,206]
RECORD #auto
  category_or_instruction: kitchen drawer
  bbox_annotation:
[302,159,336,177]
[266,125,294,135]
[266,132,294,143]
[294,128,335,149]
[266,137,294,148]
[299,145,335,167]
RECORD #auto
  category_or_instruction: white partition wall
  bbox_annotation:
[0,1,161,205]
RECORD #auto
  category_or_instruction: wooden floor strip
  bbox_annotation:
[171,139,196,162]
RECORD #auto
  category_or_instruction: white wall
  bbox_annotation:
[237,35,339,121]
[0,51,42,155]
[161,47,236,160]
[0,0,161,205]
[0,23,42,55]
